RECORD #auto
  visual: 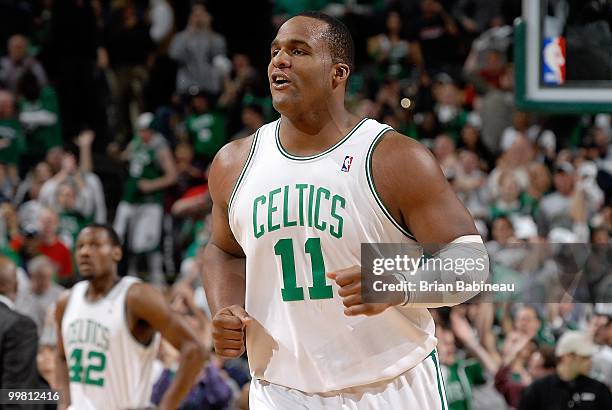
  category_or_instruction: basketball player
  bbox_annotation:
[203,11,488,409]
[55,224,206,410]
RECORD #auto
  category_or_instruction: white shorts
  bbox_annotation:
[113,201,163,253]
[249,350,448,410]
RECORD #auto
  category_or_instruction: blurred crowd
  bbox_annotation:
[0,0,611,409]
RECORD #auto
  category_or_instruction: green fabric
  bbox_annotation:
[185,111,226,161]
[519,191,541,217]
[18,86,62,156]
[121,135,166,204]
[445,359,485,410]
[0,118,26,164]
[59,210,92,249]
[185,219,209,259]
[0,246,20,265]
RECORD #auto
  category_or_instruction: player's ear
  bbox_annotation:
[332,63,350,87]
[111,246,123,263]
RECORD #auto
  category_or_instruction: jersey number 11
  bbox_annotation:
[274,237,333,301]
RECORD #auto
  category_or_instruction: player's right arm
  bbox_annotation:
[54,291,71,410]
[202,136,253,358]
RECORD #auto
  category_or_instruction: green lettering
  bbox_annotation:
[268,188,282,232]
[330,195,346,239]
[253,195,266,238]
[296,184,308,226]
[282,185,297,227]
[314,187,330,231]
[308,185,315,227]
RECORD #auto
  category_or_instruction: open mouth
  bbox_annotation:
[272,74,291,88]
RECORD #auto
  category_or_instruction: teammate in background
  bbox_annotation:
[204,11,487,409]
[55,224,206,410]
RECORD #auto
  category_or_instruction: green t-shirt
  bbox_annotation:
[185,111,226,162]
[58,210,92,250]
[18,86,62,156]
[0,118,26,165]
[444,359,486,410]
[122,134,168,204]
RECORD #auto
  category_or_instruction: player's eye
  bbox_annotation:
[271,49,280,57]
[292,49,305,55]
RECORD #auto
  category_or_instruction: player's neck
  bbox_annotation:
[87,273,120,301]
[279,110,361,156]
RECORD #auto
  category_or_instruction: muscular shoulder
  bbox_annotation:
[208,134,255,208]
[371,130,446,200]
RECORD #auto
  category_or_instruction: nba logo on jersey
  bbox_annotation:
[341,155,353,172]
[542,37,566,85]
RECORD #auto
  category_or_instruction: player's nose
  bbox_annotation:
[271,49,291,69]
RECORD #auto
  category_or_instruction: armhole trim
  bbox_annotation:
[365,128,417,241]
[228,130,260,214]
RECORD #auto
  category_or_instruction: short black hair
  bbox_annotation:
[84,223,122,247]
[294,11,355,72]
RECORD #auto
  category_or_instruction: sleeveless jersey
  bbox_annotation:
[228,118,437,393]
[61,277,161,410]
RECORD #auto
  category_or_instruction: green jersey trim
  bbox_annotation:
[365,128,417,241]
[429,349,450,410]
[228,130,260,214]
[275,118,369,161]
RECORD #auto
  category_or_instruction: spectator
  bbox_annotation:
[367,10,426,83]
[183,92,226,166]
[454,150,488,222]
[15,255,64,334]
[169,1,228,96]
[231,104,265,141]
[0,89,25,182]
[55,181,91,250]
[519,331,612,410]
[39,152,93,223]
[537,162,578,236]
[0,255,40,394]
[590,304,612,389]
[514,305,554,345]
[453,0,503,34]
[433,133,460,179]
[15,162,51,231]
[38,132,106,223]
[0,34,48,91]
[16,69,62,169]
[408,0,460,74]
[495,334,556,408]
[106,2,154,142]
[11,207,74,285]
[114,112,177,286]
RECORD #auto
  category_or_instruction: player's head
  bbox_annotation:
[75,224,122,280]
[268,11,354,115]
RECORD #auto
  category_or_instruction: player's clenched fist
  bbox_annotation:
[212,305,251,358]
[327,266,398,317]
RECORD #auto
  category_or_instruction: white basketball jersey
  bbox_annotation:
[229,118,437,393]
[62,277,161,410]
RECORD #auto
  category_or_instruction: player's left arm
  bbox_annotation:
[329,131,488,314]
[127,283,207,410]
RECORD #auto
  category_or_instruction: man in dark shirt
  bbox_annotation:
[0,256,40,410]
[519,331,612,410]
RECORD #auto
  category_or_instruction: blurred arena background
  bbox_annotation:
[0,0,610,409]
